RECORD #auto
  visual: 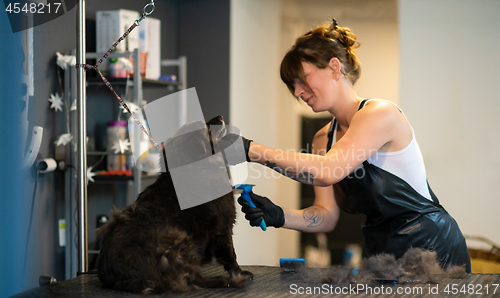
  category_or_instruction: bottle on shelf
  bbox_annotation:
[107,120,128,172]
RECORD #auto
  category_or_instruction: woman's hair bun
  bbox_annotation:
[335,26,359,49]
[280,19,362,96]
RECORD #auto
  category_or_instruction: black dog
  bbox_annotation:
[96,116,252,294]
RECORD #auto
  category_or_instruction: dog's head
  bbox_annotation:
[162,115,226,171]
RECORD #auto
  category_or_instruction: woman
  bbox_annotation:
[238,19,471,271]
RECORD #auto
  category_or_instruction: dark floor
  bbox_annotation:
[12,265,500,297]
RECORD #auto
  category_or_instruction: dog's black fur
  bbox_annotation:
[96,116,253,294]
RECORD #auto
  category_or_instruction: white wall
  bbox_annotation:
[399,0,500,249]
[230,0,299,266]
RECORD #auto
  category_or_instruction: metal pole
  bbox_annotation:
[76,0,88,274]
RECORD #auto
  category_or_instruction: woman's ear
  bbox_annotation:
[328,58,342,79]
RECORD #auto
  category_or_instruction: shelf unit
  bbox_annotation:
[85,49,186,197]
[62,49,187,278]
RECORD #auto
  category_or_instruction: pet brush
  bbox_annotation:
[234,184,267,231]
[280,258,305,272]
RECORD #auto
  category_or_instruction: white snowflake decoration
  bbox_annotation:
[121,58,133,71]
[111,139,131,154]
[56,52,76,70]
[55,133,73,147]
[119,102,140,114]
[49,93,64,112]
[87,166,96,183]
[70,99,77,111]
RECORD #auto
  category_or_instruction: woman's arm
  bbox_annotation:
[283,184,340,233]
[248,101,402,186]
[282,123,339,233]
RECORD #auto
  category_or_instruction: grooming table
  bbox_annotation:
[12,266,500,297]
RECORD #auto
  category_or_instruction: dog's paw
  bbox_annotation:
[228,270,254,288]
[241,270,254,281]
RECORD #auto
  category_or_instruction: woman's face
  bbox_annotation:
[294,61,336,113]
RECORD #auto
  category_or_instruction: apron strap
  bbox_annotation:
[326,119,336,152]
[358,99,370,167]
[327,99,369,152]
[358,98,369,110]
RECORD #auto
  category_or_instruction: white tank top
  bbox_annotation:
[329,99,433,201]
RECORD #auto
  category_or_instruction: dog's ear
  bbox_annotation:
[206,115,226,141]
[206,115,224,126]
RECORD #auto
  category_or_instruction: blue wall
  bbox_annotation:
[0,0,231,295]
[0,8,30,297]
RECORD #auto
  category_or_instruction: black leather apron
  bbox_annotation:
[327,99,471,272]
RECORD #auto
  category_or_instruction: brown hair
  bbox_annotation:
[280,21,361,96]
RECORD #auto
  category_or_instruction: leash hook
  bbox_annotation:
[143,1,155,16]
[135,1,155,25]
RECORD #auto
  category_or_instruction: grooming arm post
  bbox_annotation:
[76,0,88,274]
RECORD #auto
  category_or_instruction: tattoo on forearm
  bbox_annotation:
[264,161,314,184]
[302,207,324,228]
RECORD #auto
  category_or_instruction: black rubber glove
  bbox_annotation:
[218,134,253,163]
[238,192,285,228]
[241,136,252,162]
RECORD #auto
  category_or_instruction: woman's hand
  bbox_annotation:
[218,134,253,163]
[238,192,285,228]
